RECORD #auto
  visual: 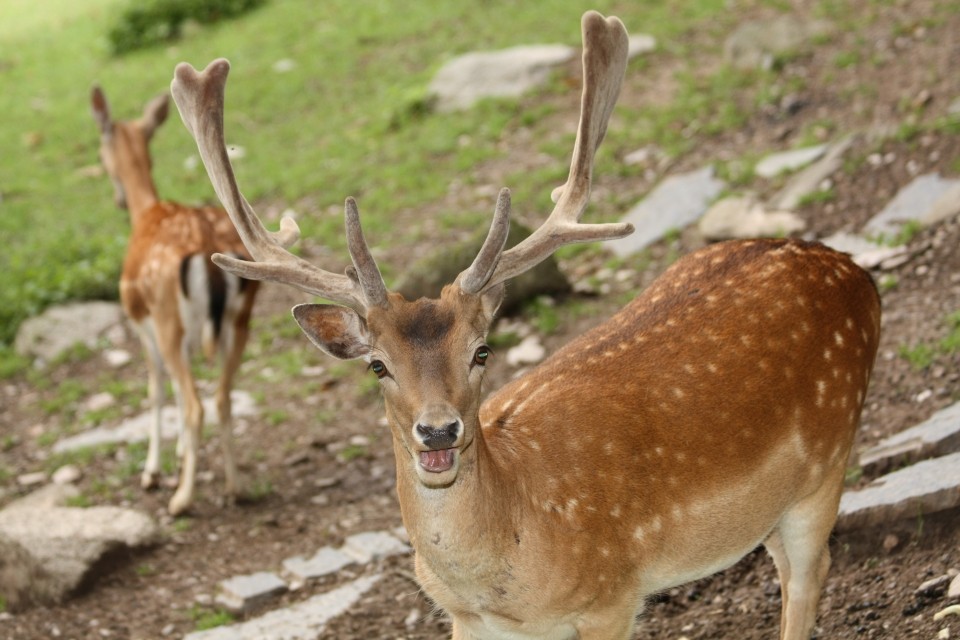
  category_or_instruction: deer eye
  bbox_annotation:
[369,360,389,379]
[473,346,491,367]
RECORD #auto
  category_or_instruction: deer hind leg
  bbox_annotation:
[157,326,204,516]
[214,303,250,500]
[765,476,842,640]
[135,322,166,490]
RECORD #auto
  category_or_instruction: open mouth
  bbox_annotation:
[418,448,456,473]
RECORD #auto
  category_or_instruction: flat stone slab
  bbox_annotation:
[755,144,828,178]
[859,402,960,474]
[836,451,960,532]
[769,135,854,211]
[342,530,410,564]
[215,571,288,613]
[864,173,960,240]
[282,546,354,583]
[608,166,725,256]
[14,302,123,362]
[53,390,257,453]
[428,44,575,112]
[186,574,382,640]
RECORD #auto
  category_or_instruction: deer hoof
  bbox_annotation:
[141,471,161,490]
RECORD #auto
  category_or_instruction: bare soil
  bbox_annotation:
[2,1,960,638]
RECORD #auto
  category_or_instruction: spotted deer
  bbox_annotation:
[91,85,259,515]
[170,11,880,639]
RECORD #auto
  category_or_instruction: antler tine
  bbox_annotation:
[170,59,386,313]
[462,11,634,295]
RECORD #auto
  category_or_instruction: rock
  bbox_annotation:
[0,490,159,609]
[51,465,82,485]
[83,392,116,413]
[917,575,952,598]
[53,389,257,453]
[215,572,288,613]
[698,195,806,240]
[341,530,410,564]
[103,349,132,368]
[754,144,828,178]
[428,44,575,112]
[14,302,123,363]
[859,402,960,475]
[628,34,656,59]
[608,166,725,256]
[282,546,354,584]
[723,15,833,70]
[864,173,960,241]
[836,451,960,532]
[393,219,570,316]
[272,58,295,73]
[819,232,917,270]
[506,335,546,367]
[949,574,960,599]
[185,574,381,640]
[769,136,855,211]
[16,471,47,487]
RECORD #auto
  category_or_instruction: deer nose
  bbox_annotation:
[415,421,460,450]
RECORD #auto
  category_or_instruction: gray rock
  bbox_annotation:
[724,15,834,70]
[393,219,570,316]
[608,166,725,256]
[916,575,951,597]
[859,402,960,474]
[428,44,575,112]
[769,135,855,211]
[628,34,656,59]
[698,195,805,240]
[53,389,257,453]
[14,301,123,363]
[755,144,828,178]
[836,451,960,532]
[506,335,546,368]
[186,574,382,640]
[51,464,83,485]
[949,573,960,599]
[820,232,914,270]
[0,490,159,608]
[215,571,288,613]
[341,530,410,564]
[864,173,960,241]
[282,546,354,583]
[103,348,132,368]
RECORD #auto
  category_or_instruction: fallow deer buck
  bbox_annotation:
[171,11,880,639]
[91,85,259,515]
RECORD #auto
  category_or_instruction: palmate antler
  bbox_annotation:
[170,9,632,310]
[457,11,634,295]
[170,60,387,315]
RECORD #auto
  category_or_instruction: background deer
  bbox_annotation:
[91,85,259,515]
[171,11,881,639]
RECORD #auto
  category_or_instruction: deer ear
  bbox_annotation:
[91,86,112,135]
[480,282,505,324]
[292,304,371,360]
[141,92,170,137]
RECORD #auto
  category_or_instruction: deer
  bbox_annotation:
[91,85,259,516]
[170,10,881,639]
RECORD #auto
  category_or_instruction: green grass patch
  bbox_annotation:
[0,0,742,349]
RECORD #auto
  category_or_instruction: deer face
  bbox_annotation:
[90,86,169,211]
[295,284,503,487]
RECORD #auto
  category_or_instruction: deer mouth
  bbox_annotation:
[419,448,457,473]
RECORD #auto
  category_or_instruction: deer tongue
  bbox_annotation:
[419,448,455,473]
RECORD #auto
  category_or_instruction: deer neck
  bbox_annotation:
[393,415,519,573]
[118,158,160,222]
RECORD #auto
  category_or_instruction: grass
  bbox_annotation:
[1,0,747,358]
[899,310,960,370]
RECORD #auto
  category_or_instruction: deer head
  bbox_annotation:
[170,11,632,489]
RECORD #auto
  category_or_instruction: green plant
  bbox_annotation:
[108,0,266,55]
[899,343,935,370]
[65,494,93,508]
[338,444,369,462]
[877,274,898,293]
[796,188,836,207]
[187,605,235,631]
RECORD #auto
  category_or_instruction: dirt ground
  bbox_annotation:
[2,1,960,638]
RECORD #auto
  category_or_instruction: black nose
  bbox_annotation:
[416,422,459,449]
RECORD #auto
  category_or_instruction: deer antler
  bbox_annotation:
[458,10,634,295]
[169,59,387,314]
